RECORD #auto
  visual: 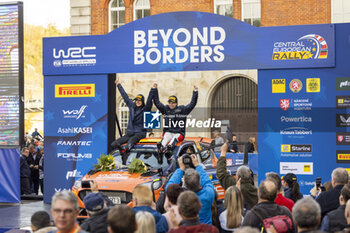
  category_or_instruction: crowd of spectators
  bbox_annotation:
[28,142,349,233]
[20,128,44,196]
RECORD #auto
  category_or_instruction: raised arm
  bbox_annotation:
[152,83,166,114]
[216,143,237,190]
[144,87,154,111]
[115,77,133,108]
[183,85,198,114]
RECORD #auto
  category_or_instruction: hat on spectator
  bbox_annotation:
[83,192,104,212]
[282,173,297,187]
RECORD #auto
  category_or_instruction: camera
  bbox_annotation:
[182,153,195,169]
[82,180,91,188]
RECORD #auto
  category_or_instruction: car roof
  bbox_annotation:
[137,137,213,145]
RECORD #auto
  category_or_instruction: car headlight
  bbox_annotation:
[73,178,82,190]
[141,179,162,191]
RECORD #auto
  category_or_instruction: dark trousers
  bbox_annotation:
[111,133,145,151]
[31,176,39,195]
[40,179,44,195]
[20,177,31,195]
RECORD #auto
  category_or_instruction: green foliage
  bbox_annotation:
[128,158,147,174]
[94,153,116,172]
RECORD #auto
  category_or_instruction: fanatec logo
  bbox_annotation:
[62,105,87,120]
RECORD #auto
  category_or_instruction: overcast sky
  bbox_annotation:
[0,0,70,29]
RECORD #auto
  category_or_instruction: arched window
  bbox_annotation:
[134,0,150,20]
[109,0,125,31]
[214,0,233,18]
[118,100,129,136]
[242,0,261,27]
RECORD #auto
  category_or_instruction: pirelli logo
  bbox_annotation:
[337,150,350,163]
[55,84,95,98]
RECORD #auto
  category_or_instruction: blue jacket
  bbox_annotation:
[152,88,198,137]
[134,206,168,233]
[117,84,153,136]
[166,166,215,224]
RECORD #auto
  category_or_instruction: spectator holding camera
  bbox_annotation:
[166,154,215,224]
[217,143,258,209]
[315,167,349,218]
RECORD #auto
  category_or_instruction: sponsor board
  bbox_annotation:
[272,79,286,93]
[280,162,313,175]
[66,169,83,180]
[53,46,96,67]
[55,84,95,98]
[280,127,313,136]
[336,114,350,127]
[143,111,161,129]
[336,96,350,108]
[289,79,303,93]
[57,153,93,161]
[281,153,312,158]
[57,127,93,134]
[336,78,350,91]
[306,78,320,92]
[336,151,350,163]
[298,180,315,187]
[280,99,312,111]
[57,140,92,146]
[272,34,328,60]
[281,144,312,153]
[62,105,87,119]
[336,132,350,145]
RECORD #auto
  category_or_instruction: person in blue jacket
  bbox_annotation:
[111,77,153,155]
[166,154,215,224]
[151,83,198,153]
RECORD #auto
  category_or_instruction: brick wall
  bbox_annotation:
[261,0,331,26]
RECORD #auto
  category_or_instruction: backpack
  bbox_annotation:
[251,208,293,233]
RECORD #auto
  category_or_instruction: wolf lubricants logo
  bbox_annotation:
[273,34,328,60]
[55,84,95,98]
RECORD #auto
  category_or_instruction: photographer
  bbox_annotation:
[165,154,215,224]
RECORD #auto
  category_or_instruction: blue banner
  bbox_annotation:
[258,23,350,194]
[44,74,111,203]
[0,148,20,203]
[43,11,334,76]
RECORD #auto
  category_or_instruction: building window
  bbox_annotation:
[134,0,150,20]
[214,0,233,18]
[118,100,129,136]
[332,0,350,23]
[109,0,125,31]
[242,0,261,27]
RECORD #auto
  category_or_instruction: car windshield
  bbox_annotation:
[113,148,169,170]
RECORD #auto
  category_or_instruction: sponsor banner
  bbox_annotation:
[280,162,313,175]
[57,140,92,146]
[43,12,335,76]
[281,144,312,153]
[280,98,312,111]
[55,84,95,98]
[336,78,350,91]
[272,79,286,93]
[336,151,350,163]
[289,79,303,93]
[336,132,350,145]
[336,114,350,127]
[336,96,350,108]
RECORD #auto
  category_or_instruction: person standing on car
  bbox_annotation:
[151,83,198,154]
[111,77,153,154]
[166,154,215,224]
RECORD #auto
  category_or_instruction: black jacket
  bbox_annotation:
[81,208,109,233]
[242,201,295,232]
[20,155,31,178]
[327,204,347,233]
[117,84,153,136]
[152,88,198,137]
[27,152,41,178]
[316,184,344,218]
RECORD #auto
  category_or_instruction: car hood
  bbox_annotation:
[81,170,158,192]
